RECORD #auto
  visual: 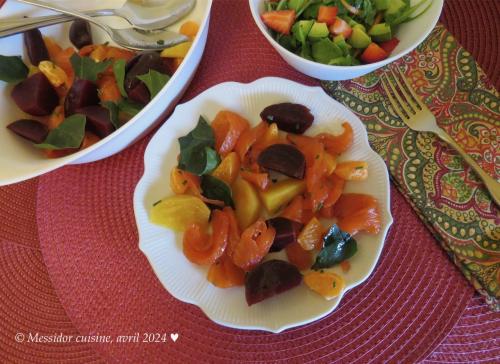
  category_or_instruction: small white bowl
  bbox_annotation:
[0,0,212,186]
[249,0,443,80]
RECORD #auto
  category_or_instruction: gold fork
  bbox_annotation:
[380,67,500,206]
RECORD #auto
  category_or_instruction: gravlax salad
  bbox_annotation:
[150,103,382,305]
[261,0,433,65]
[0,20,198,158]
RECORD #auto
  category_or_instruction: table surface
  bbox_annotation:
[0,0,499,363]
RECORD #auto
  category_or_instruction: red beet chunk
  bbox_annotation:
[267,217,303,252]
[69,20,93,49]
[76,105,114,138]
[127,82,150,105]
[7,119,48,143]
[24,28,49,66]
[245,260,302,306]
[11,73,59,116]
[257,144,306,179]
[260,103,314,134]
[64,79,99,116]
[125,51,171,104]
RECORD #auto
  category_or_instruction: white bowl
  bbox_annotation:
[0,0,212,186]
[249,0,443,80]
[134,77,393,333]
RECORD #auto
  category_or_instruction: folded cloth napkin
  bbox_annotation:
[321,24,500,311]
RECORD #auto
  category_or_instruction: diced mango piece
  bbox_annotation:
[259,179,306,214]
[160,41,193,58]
[232,178,262,230]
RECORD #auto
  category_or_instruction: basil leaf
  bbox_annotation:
[35,114,86,150]
[70,53,112,82]
[201,175,234,209]
[118,99,142,116]
[136,69,170,99]
[178,116,220,175]
[102,101,120,129]
[312,224,357,270]
[0,55,28,83]
[112,59,127,97]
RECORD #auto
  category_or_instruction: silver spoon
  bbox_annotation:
[0,0,196,37]
[14,0,189,50]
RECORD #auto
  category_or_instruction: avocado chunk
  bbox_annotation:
[374,0,390,10]
[386,0,406,15]
[348,27,372,49]
[292,20,314,45]
[352,23,367,33]
[312,38,343,64]
[288,0,307,12]
[328,55,353,66]
[369,23,392,42]
[308,22,330,41]
[333,34,351,56]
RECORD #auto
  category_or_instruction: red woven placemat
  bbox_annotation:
[0,0,499,362]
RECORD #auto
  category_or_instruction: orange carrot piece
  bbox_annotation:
[180,20,199,38]
[234,122,268,161]
[98,75,121,102]
[207,253,245,288]
[43,37,62,60]
[333,161,368,181]
[240,171,270,191]
[316,122,354,155]
[211,110,250,156]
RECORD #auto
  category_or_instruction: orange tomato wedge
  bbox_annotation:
[333,161,368,181]
[285,242,313,271]
[333,193,379,219]
[211,110,250,156]
[207,253,245,288]
[234,122,268,162]
[211,152,240,185]
[297,217,324,251]
[280,195,304,223]
[240,171,270,191]
[183,210,229,265]
[231,219,275,271]
[304,271,345,300]
[316,122,353,155]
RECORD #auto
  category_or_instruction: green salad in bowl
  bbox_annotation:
[261,0,433,66]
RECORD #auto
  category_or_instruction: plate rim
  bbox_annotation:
[133,76,393,333]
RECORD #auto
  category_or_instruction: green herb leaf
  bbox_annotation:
[178,116,220,175]
[312,224,357,270]
[102,101,120,129]
[0,55,28,83]
[137,69,170,99]
[35,114,86,150]
[70,53,112,82]
[112,59,127,97]
[118,99,142,116]
[200,175,235,209]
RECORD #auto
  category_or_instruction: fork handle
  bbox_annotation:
[435,129,500,206]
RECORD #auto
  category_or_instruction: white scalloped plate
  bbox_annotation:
[133,77,392,333]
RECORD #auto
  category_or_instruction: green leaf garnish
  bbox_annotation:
[118,99,142,116]
[35,114,86,150]
[178,116,220,176]
[0,55,28,83]
[102,101,120,129]
[70,53,112,82]
[137,69,170,99]
[312,224,357,270]
[112,59,127,97]
[200,175,235,209]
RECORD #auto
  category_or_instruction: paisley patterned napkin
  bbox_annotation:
[321,24,500,311]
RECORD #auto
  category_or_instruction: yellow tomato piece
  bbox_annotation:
[90,45,107,62]
[211,152,240,185]
[38,60,67,87]
[259,179,306,214]
[304,271,345,300]
[28,65,39,77]
[180,21,199,38]
[160,41,193,58]
[232,177,261,230]
[150,195,210,232]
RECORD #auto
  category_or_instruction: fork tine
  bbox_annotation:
[382,73,414,119]
[380,75,408,121]
[392,66,425,110]
[388,67,418,113]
